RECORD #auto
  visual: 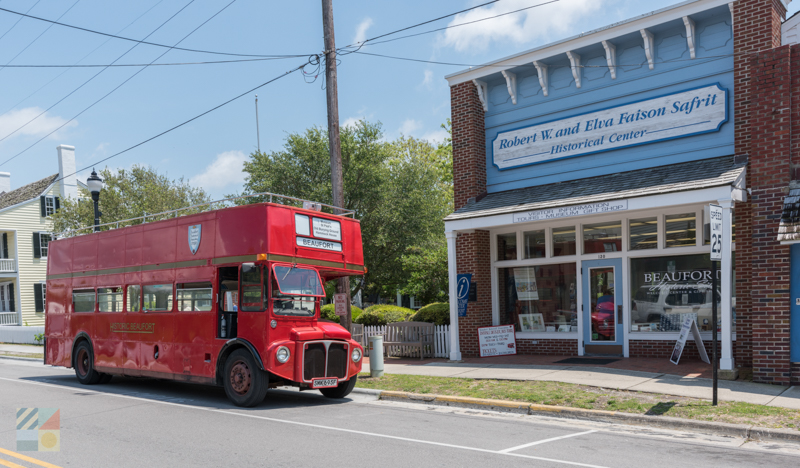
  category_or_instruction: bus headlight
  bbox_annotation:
[276,346,290,363]
[351,348,362,363]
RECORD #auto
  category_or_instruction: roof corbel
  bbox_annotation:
[601,40,617,79]
[472,79,488,111]
[640,28,655,70]
[532,61,549,97]
[566,51,581,88]
[500,70,517,105]
[683,16,696,59]
[728,2,734,31]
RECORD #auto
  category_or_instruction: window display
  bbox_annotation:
[583,221,621,254]
[499,263,577,333]
[630,254,719,332]
[629,217,657,250]
[552,227,576,256]
[665,213,696,248]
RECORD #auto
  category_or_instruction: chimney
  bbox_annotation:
[0,172,9,194]
[57,145,77,200]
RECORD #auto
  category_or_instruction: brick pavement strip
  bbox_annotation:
[362,389,800,444]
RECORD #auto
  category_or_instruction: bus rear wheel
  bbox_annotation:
[320,375,357,399]
[223,349,268,407]
[73,341,102,385]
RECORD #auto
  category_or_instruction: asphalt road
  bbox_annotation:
[1,359,799,468]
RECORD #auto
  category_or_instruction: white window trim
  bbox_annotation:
[44,195,56,217]
[490,202,735,346]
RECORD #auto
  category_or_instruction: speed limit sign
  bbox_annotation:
[709,204,722,260]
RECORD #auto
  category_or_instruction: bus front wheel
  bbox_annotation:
[320,375,357,399]
[223,349,268,407]
[73,341,102,385]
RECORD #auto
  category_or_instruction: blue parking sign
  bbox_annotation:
[457,274,472,317]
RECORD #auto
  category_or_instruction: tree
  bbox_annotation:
[240,120,453,300]
[51,165,212,236]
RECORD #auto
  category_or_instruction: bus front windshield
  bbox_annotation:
[271,265,324,317]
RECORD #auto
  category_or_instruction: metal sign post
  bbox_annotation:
[709,204,723,406]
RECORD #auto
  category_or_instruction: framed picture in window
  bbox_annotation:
[519,313,545,332]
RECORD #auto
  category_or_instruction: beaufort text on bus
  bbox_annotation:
[43,199,365,407]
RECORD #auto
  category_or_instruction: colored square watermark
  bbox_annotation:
[16,408,60,452]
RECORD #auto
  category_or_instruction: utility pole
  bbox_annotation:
[322,0,351,332]
[255,94,261,153]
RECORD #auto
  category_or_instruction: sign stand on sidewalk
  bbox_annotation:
[709,204,723,406]
[670,317,710,365]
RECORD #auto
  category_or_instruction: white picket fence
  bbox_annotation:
[355,324,450,358]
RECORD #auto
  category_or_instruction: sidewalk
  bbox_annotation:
[364,355,800,410]
[0,343,43,356]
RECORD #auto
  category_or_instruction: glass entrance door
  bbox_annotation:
[582,258,623,355]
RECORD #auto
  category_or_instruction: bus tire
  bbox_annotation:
[73,341,102,385]
[223,349,268,407]
[320,375,357,399]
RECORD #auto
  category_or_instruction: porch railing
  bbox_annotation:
[0,312,18,325]
[0,258,15,273]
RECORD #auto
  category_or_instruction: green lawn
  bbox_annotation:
[356,373,800,430]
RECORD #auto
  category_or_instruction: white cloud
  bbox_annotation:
[421,69,434,88]
[442,0,605,53]
[422,128,450,143]
[398,119,422,136]
[353,17,374,45]
[342,116,362,128]
[0,107,77,140]
[190,150,247,191]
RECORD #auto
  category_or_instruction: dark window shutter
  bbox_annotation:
[2,233,7,258]
[40,196,47,217]
[8,283,14,312]
[55,197,61,211]
[33,233,41,259]
[34,284,44,312]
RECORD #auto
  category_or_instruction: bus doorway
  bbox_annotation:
[218,267,238,339]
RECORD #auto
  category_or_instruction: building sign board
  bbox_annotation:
[512,200,628,224]
[334,293,348,316]
[478,325,517,357]
[670,316,710,365]
[492,84,728,170]
[457,274,471,317]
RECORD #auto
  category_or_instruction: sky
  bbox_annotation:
[0,0,798,200]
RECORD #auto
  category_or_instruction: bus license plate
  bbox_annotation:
[312,378,338,388]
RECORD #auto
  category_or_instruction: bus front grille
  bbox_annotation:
[302,341,349,381]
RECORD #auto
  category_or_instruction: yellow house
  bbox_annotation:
[0,145,78,327]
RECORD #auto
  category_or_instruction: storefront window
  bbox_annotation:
[629,217,657,250]
[498,263,577,333]
[497,233,517,261]
[552,227,576,256]
[583,221,621,254]
[523,230,546,259]
[665,213,696,248]
[630,254,719,332]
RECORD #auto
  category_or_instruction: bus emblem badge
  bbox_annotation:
[188,225,202,254]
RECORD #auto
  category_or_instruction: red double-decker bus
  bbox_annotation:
[44,196,364,407]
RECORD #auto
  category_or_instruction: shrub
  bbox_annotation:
[354,305,414,326]
[410,302,450,325]
[320,304,362,323]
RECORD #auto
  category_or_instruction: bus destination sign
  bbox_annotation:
[297,237,343,252]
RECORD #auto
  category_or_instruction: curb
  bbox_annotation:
[368,389,800,443]
[0,355,42,362]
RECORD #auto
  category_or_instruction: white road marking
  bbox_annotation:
[0,376,609,468]
[499,430,598,453]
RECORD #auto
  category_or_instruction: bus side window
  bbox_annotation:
[127,285,141,312]
[73,289,96,313]
[177,282,213,311]
[143,284,174,312]
[98,287,123,312]
[219,267,239,312]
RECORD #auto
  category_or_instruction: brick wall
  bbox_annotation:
[731,0,789,383]
[451,81,486,210]
[630,340,722,360]
[747,44,795,384]
[517,338,578,356]
[456,231,492,357]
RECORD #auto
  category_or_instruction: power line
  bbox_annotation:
[0,0,40,43]
[0,5,307,58]
[339,0,503,50]
[0,57,300,68]
[0,0,199,148]
[343,0,559,49]
[54,61,311,185]
[0,0,167,119]
[2,0,243,166]
[0,0,81,76]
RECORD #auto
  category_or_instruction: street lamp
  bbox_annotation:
[87,169,103,232]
